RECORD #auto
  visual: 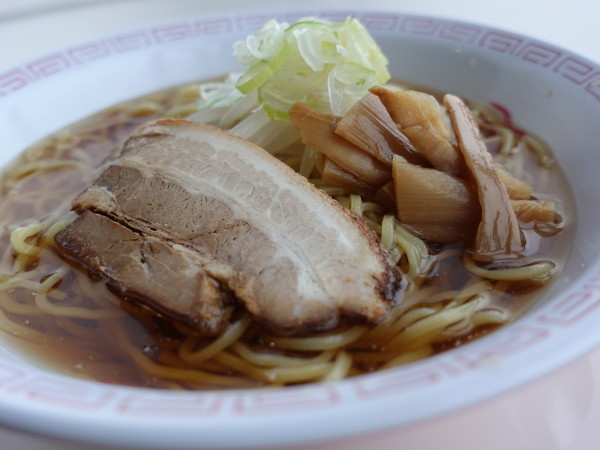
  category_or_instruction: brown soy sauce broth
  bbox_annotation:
[0,81,575,389]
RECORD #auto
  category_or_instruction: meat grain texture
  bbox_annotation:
[55,119,399,335]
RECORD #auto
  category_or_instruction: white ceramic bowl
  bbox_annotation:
[1,9,599,450]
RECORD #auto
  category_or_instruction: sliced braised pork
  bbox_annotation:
[57,210,234,335]
[55,119,398,334]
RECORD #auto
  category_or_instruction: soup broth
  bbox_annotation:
[0,82,573,389]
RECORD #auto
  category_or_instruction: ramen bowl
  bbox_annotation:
[1,8,599,450]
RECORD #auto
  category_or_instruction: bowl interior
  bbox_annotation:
[0,9,599,449]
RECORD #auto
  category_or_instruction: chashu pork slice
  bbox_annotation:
[55,118,399,334]
[57,210,234,335]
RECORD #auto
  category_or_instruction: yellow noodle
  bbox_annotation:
[75,272,121,308]
[471,103,503,124]
[262,360,333,383]
[178,315,252,364]
[362,214,382,234]
[335,195,351,209]
[462,253,555,281]
[387,246,402,265]
[112,325,255,387]
[174,84,200,104]
[480,123,515,156]
[349,194,363,216]
[10,223,44,256]
[394,223,430,279]
[321,352,352,382]
[442,280,492,309]
[164,104,201,118]
[382,306,441,337]
[11,160,78,179]
[0,299,40,316]
[381,346,433,369]
[127,101,161,117]
[0,272,42,293]
[441,292,492,335]
[42,219,72,245]
[380,214,395,250]
[11,254,36,274]
[231,342,334,367]
[34,269,122,319]
[386,298,484,351]
[211,351,277,382]
[362,202,382,213]
[214,350,333,384]
[470,308,508,327]
[360,305,420,343]
[265,326,367,351]
[433,245,463,262]
[522,134,554,169]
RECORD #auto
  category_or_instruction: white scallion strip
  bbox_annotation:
[187,106,230,125]
[232,17,390,119]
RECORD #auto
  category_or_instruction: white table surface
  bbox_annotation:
[0,1,599,449]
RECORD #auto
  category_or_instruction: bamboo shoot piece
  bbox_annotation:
[321,157,375,195]
[496,165,534,200]
[373,181,396,212]
[371,86,466,177]
[289,102,390,187]
[444,94,524,262]
[334,93,428,167]
[402,125,466,177]
[392,155,480,243]
[511,199,556,223]
[370,87,448,133]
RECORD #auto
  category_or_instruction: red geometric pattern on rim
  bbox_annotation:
[438,23,482,44]
[0,11,597,102]
[516,42,563,67]
[317,10,358,23]
[0,363,26,388]
[537,272,600,326]
[26,53,71,79]
[194,17,233,35]
[108,31,152,53]
[235,14,273,32]
[233,386,341,415]
[478,31,523,55]
[152,23,193,43]
[554,57,597,84]
[0,68,32,95]
[116,392,223,417]
[6,377,116,410]
[66,42,111,64]
[353,365,442,398]
[358,13,399,31]
[399,16,444,36]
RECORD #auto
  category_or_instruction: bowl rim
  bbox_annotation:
[0,7,599,449]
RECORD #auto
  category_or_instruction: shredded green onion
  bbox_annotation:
[231,17,390,119]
